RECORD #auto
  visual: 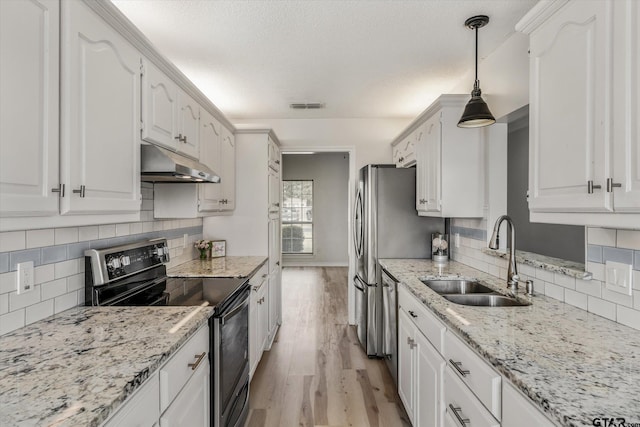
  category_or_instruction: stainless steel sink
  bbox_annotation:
[421,279,495,295]
[442,294,531,307]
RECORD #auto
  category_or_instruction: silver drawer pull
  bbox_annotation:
[448,404,470,426]
[188,352,206,370]
[408,310,418,318]
[449,359,470,377]
[72,185,86,198]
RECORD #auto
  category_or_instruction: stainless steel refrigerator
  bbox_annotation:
[353,165,444,358]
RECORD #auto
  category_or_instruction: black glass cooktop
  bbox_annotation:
[165,277,248,311]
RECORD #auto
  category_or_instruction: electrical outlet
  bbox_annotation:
[17,261,34,294]
[605,261,633,296]
[454,233,460,248]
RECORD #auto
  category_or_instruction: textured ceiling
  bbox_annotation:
[112,0,536,120]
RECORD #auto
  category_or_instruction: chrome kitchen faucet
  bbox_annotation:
[488,215,519,290]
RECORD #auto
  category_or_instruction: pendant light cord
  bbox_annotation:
[475,25,479,84]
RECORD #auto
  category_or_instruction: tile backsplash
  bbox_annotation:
[450,218,640,331]
[0,183,203,335]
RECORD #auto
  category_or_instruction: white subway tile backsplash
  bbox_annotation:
[130,222,143,235]
[78,226,99,242]
[575,278,602,298]
[588,228,617,246]
[0,309,24,335]
[9,286,41,311]
[587,262,605,281]
[25,300,54,324]
[98,224,116,239]
[77,289,85,305]
[635,270,640,291]
[588,296,617,321]
[41,279,67,300]
[565,289,588,310]
[634,290,640,310]
[115,223,130,237]
[0,272,16,294]
[616,306,640,330]
[602,287,634,308]
[554,273,576,289]
[54,292,77,314]
[544,282,564,301]
[67,273,84,292]
[35,264,55,285]
[26,229,55,249]
[54,260,77,280]
[0,293,8,315]
[0,231,26,252]
[535,268,555,283]
[519,264,537,278]
[142,222,154,233]
[54,227,78,245]
[616,230,640,250]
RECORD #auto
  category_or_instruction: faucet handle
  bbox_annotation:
[507,274,520,290]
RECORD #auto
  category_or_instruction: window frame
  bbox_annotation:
[282,180,314,255]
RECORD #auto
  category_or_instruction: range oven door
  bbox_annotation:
[213,289,250,427]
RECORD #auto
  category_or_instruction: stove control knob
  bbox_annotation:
[120,255,130,266]
[107,257,121,269]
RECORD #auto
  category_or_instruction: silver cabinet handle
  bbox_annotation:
[51,184,65,197]
[274,202,280,207]
[408,310,418,318]
[448,404,470,426]
[587,180,602,194]
[449,359,470,377]
[607,178,622,192]
[407,337,416,349]
[276,261,280,266]
[262,273,268,279]
[188,352,206,370]
[72,185,86,198]
[174,133,184,142]
[275,160,280,164]
[419,199,426,204]
[399,156,404,162]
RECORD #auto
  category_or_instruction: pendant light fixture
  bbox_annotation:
[457,15,496,128]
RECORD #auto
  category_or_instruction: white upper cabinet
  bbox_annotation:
[404,95,484,218]
[218,127,236,210]
[60,0,141,215]
[141,58,178,150]
[177,90,200,159]
[392,133,417,168]
[518,0,640,227]
[141,62,200,159]
[0,0,59,217]
[268,136,281,173]
[198,110,223,211]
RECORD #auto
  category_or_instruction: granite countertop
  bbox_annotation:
[379,259,640,427]
[0,305,213,427]
[167,256,267,278]
[482,247,592,280]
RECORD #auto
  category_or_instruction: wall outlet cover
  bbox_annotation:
[17,261,35,295]
[605,261,633,296]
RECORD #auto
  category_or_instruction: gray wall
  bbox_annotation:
[507,113,585,263]
[282,152,349,266]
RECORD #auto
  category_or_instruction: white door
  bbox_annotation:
[398,310,415,423]
[141,59,178,150]
[219,129,235,210]
[423,115,442,213]
[0,0,59,216]
[61,0,141,215]
[415,330,444,427]
[177,90,200,159]
[611,0,640,211]
[159,363,210,427]
[528,0,610,212]
[198,110,222,212]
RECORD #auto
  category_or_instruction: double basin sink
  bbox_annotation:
[421,279,530,307]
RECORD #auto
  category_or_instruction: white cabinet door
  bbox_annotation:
[398,310,415,423]
[268,137,280,173]
[258,280,269,354]
[198,110,223,212]
[415,330,444,427]
[393,133,416,168]
[219,128,235,210]
[502,382,554,427]
[177,90,200,159]
[61,0,141,215]
[528,0,610,213]
[611,0,640,211]
[141,59,178,150]
[0,0,59,216]
[160,362,210,427]
[417,115,441,214]
[268,169,280,217]
[104,373,160,427]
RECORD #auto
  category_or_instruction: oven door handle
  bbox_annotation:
[221,298,249,325]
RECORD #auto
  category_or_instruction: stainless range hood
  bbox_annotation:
[141,145,220,183]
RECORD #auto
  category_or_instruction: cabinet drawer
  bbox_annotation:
[502,381,555,427]
[160,325,209,412]
[444,367,499,427]
[444,331,501,420]
[250,263,269,291]
[398,286,446,353]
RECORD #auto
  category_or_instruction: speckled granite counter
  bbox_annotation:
[379,259,640,427]
[167,256,267,278]
[0,305,213,427]
[482,247,592,280]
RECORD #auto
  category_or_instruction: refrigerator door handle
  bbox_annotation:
[353,189,364,258]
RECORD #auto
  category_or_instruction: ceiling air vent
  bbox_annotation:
[289,103,325,109]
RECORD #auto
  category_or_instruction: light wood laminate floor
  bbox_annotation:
[245,267,410,427]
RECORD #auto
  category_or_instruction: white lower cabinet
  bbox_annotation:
[102,325,209,427]
[502,382,555,427]
[249,263,270,378]
[398,304,445,427]
[444,368,500,427]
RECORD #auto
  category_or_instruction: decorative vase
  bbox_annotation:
[199,249,208,260]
